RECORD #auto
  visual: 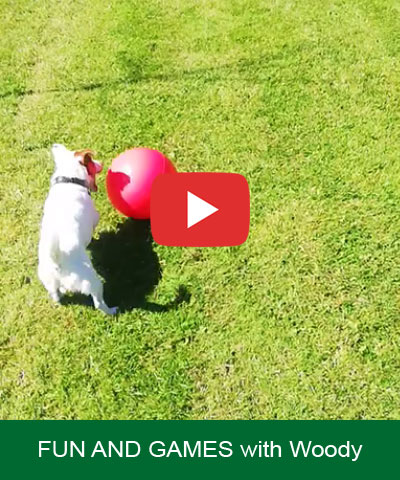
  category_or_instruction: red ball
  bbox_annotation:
[106,148,176,219]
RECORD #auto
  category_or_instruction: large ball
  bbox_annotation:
[106,148,176,219]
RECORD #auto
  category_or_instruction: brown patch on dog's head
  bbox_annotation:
[74,149,102,192]
[74,149,95,166]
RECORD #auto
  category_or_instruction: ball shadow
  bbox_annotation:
[89,218,190,312]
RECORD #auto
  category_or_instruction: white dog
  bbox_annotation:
[38,144,117,315]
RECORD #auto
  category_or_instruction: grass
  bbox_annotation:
[1,0,400,419]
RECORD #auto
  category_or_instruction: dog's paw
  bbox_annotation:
[107,306,118,315]
[49,292,61,303]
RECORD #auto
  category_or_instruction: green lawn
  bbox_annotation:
[2,0,400,419]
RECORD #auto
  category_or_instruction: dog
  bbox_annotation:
[38,144,117,315]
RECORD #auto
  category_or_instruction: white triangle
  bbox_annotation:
[187,191,219,228]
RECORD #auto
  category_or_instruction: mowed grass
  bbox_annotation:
[2,0,400,419]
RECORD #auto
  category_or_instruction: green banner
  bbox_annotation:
[0,421,397,478]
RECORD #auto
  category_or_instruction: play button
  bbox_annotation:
[187,191,219,228]
[151,172,250,246]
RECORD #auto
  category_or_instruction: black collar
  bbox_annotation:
[52,176,90,195]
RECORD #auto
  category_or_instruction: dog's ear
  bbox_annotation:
[74,149,95,166]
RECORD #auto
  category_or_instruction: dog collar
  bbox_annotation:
[52,176,90,195]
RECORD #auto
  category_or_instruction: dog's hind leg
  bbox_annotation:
[38,261,61,303]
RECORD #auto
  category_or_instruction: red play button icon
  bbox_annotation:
[151,172,250,247]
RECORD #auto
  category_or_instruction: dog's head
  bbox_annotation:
[51,144,103,192]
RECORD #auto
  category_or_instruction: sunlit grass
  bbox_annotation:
[1,0,400,419]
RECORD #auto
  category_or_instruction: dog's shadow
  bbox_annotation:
[85,218,190,313]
